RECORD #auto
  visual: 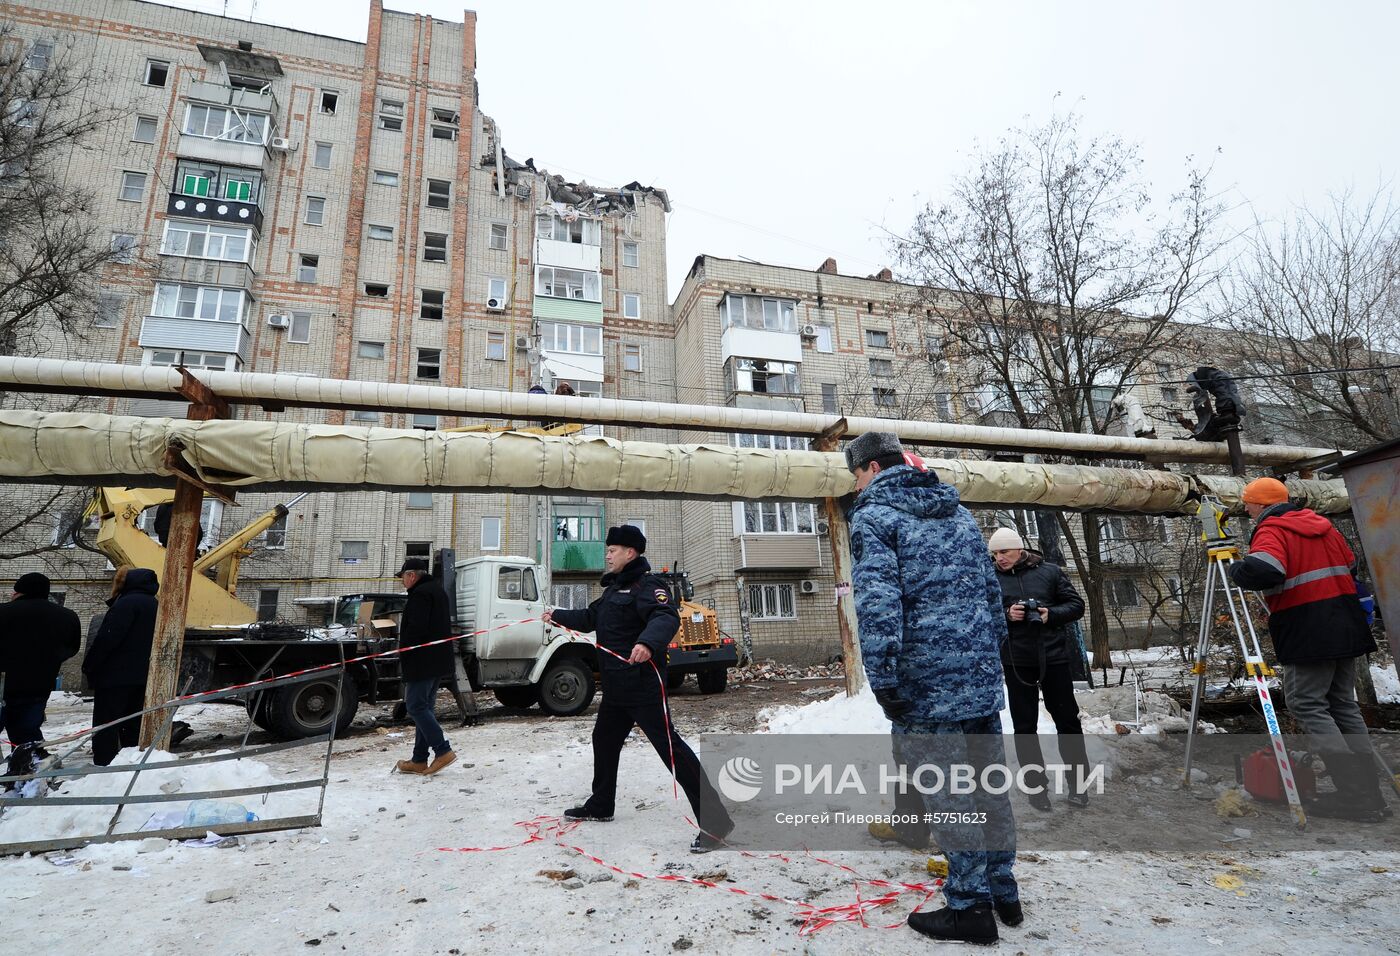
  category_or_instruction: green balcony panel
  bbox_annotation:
[552,539,605,571]
[532,297,603,325]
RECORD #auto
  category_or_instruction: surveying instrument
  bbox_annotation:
[1182,495,1307,829]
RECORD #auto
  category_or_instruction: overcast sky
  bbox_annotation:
[165,0,1400,298]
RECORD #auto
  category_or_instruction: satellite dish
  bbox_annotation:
[526,349,540,365]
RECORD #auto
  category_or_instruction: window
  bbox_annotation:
[160,222,252,263]
[821,383,838,414]
[411,414,437,430]
[358,339,386,360]
[144,59,169,87]
[748,583,796,620]
[261,514,287,549]
[420,289,444,321]
[319,90,339,114]
[312,142,333,168]
[426,179,450,209]
[622,293,641,319]
[151,284,246,323]
[430,107,459,140]
[727,358,801,395]
[423,232,447,262]
[496,566,538,602]
[183,104,268,144]
[378,98,403,131]
[481,517,502,551]
[110,233,137,263]
[552,583,591,610]
[96,293,124,328]
[223,176,253,201]
[1107,577,1140,608]
[734,434,810,451]
[352,409,380,423]
[536,266,601,302]
[340,540,369,563]
[416,348,441,380]
[869,358,893,377]
[365,282,389,297]
[623,344,642,372]
[25,41,53,71]
[813,325,833,353]
[145,349,232,372]
[1162,385,1180,404]
[486,331,506,361]
[554,513,602,541]
[132,115,158,143]
[724,295,797,333]
[625,519,646,536]
[489,223,508,251]
[405,541,432,561]
[622,241,639,268]
[297,254,319,283]
[373,170,399,187]
[288,312,311,344]
[118,171,146,202]
[368,224,393,241]
[487,277,508,305]
[742,501,816,534]
[257,589,279,622]
[536,214,601,245]
[866,329,890,348]
[538,322,602,355]
[305,196,326,226]
[873,386,898,408]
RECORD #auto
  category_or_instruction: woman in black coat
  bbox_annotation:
[83,567,159,766]
[988,528,1091,811]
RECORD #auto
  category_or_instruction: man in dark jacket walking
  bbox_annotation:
[1228,477,1387,822]
[846,433,1019,945]
[83,568,159,766]
[0,573,82,779]
[544,525,733,853]
[394,558,457,776]
[989,527,1091,811]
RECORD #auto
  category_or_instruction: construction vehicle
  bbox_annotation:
[654,567,738,694]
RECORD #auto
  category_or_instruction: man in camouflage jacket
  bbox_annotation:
[846,432,1019,945]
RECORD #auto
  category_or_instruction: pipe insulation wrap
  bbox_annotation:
[0,412,1349,514]
[0,357,1343,466]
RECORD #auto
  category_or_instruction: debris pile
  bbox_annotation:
[732,659,845,683]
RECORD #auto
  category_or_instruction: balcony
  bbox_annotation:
[551,539,605,572]
[733,534,823,571]
[187,78,279,118]
[156,255,255,292]
[139,316,251,363]
[721,326,801,364]
[176,132,267,169]
[537,237,601,272]
[729,392,806,413]
[167,192,263,233]
[533,297,603,325]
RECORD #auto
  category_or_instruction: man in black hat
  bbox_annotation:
[0,573,81,780]
[394,558,457,776]
[544,525,733,852]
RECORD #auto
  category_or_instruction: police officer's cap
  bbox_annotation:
[605,524,646,554]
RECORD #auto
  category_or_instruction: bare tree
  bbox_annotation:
[1224,189,1400,447]
[833,347,953,423]
[892,112,1226,667]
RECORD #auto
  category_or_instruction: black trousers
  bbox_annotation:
[92,685,146,767]
[588,701,733,836]
[1004,661,1091,794]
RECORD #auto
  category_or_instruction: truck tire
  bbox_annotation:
[245,695,274,731]
[267,677,358,739]
[537,659,596,717]
[666,672,686,692]
[697,668,728,695]
[493,686,537,709]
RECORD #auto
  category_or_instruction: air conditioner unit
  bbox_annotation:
[514,334,530,351]
[266,313,290,328]
[485,297,505,311]
[799,324,819,338]
[815,518,830,536]
[799,579,819,595]
[269,137,296,151]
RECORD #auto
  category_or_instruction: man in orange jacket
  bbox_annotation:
[1228,477,1388,822]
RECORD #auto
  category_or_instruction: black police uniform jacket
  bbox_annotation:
[551,556,679,706]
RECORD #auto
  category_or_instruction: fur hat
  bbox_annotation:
[605,524,646,553]
[988,528,1025,552]
[1241,477,1289,506]
[844,432,904,473]
[13,572,50,597]
[397,558,430,576]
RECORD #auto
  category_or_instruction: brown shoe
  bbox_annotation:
[425,751,457,776]
[395,759,429,775]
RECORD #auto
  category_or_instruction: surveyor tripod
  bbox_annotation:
[1182,496,1307,829]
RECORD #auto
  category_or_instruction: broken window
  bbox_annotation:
[724,294,797,333]
[96,293,125,328]
[420,289,444,321]
[536,214,600,246]
[144,59,169,87]
[866,329,890,348]
[411,414,437,431]
[728,358,800,395]
[423,232,447,262]
[184,104,268,144]
[319,90,338,114]
[869,358,893,377]
[430,107,458,140]
[535,266,600,302]
[364,282,389,297]
[110,233,138,263]
[416,347,441,380]
[25,41,53,71]
[873,386,898,409]
[368,224,393,241]
[297,254,319,283]
[378,98,403,131]
[426,179,450,209]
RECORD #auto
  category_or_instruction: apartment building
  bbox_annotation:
[0,0,680,649]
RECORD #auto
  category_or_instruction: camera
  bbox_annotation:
[1020,598,1043,622]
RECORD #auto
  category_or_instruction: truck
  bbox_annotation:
[652,567,739,695]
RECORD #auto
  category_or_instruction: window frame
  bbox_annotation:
[865,328,891,349]
[357,340,386,360]
[623,343,642,372]
[150,283,248,324]
[256,588,280,622]
[143,59,169,87]
[339,540,370,562]
[485,331,506,361]
[741,500,817,535]
[622,293,641,319]
[160,221,253,264]
[872,386,898,408]
[110,233,138,263]
[406,492,434,510]
[481,516,502,551]
[372,169,400,187]
[426,179,451,209]
[312,142,333,169]
[423,232,447,262]
[318,90,339,115]
[132,115,158,143]
[118,170,147,202]
[537,321,603,356]
[287,312,312,344]
[489,222,509,251]
[305,195,326,226]
[621,240,639,268]
[377,98,404,131]
[748,583,797,620]
[535,266,601,302]
[368,224,394,241]
[416,347,442,380]
[296,254,319,284]
[420,289,444,321]
[25,41,54,71]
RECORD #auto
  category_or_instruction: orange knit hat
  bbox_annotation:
[1241,477,1289,506]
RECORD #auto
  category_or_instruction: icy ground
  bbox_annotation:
[1,685,1398,955]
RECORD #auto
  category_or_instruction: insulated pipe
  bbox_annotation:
[0,411,1350,515]
[0,357,1341,467]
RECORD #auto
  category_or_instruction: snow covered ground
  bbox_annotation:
[1,686,1397,954]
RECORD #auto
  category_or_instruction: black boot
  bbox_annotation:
[994,898,1024,926]
[907,902,998,945]
[1309,752,1385,824]
[1028,790,1052,812]
[564,802,614,822]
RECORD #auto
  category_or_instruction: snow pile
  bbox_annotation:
[760,684,1060,735]
[1372,663,1400,704]
[0,749,300,845]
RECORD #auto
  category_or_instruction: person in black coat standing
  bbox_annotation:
[0,573,82,779]
[988,528,1091,811]
[394,558,457,776]
[83,567,159,766]
[544,525,733,853]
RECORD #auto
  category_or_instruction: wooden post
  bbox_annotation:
[814,420,866,697]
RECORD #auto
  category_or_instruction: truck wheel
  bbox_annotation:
[493,686,537,709]
[537,660,596,717]
[267,677,358,739]
[666,672,686,692]
[246,695,274,731]
[697,668,728,695]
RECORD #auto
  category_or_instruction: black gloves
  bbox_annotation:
[873,686,913,721]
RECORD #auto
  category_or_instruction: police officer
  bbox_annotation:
[543,525,733,852]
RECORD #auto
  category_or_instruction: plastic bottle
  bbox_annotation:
[182,800,259,827]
